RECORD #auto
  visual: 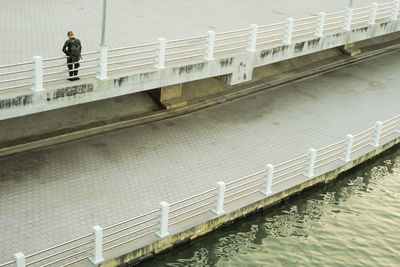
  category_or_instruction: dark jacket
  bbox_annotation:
[62,38,82,61]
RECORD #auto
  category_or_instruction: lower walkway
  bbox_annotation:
[1,50,400,262]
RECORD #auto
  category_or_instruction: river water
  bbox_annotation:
[141,145,400,266]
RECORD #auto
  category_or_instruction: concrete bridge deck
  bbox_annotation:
[0,49,400,265]
[1,0,380,64]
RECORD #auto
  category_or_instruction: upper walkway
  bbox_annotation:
[0,48,400,266]
[1,0,399,122]
[0,0,380,64]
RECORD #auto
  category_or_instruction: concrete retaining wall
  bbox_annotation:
[98,136,400,267]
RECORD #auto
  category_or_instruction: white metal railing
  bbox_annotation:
[1,112,399,266]
[1,1,399,92]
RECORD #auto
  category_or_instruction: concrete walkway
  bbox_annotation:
[1,0,381,64]
[1,49,400,263]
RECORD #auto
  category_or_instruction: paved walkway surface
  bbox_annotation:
[1,0,382,64]
[1,49,400,263]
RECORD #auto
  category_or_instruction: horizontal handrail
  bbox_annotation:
[226,176,264,192]
[317,139,345,152]
[103,216,159,239]
[103,223,158,245]
[274,159,307,174]
[108,48,157,59]
[0,61,33,69]
[315,151,343,164]
[226,170,264,186]
[103,208,159,231]
[317,144,344,158]
[26,239,92,266]
[166,35,207,44]
[170,188,215,207]
[215,28,248,36]
[224,188,261,205]
[274,166,304,180]
[170,194,215,214]
[102,230,155,252]
[0,69,33,76]
[272,171,303,186]
[274,153,308,168]
[169,201,215,221]
[165,53,204,62]
[108,62,154,72]
[225,182,264,199]
[108,42,158,52]
[258,21,286,29]
[215,33,248,42]
[0,83,33,91]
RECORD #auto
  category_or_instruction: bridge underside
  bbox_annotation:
[1,31,400,156]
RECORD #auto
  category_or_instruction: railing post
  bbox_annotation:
[89,225,105,264]
[372,121,383,147]
[156,201,169,238]
[283,18,294,44]
[304,148,317,178]
[97,45,108,80]
[369,3,378,25]
[262,164,274,196]
[155,37,166,69]
[342,134,354,162]
[391,0,400,20]
[31,56,44,92]
[315,12,326,37]
[204,31,215,61]
[14,252,25,267]
[343,7,353,31]
[213,181,225,215]
[247,24,258,52]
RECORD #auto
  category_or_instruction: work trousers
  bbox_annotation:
[67,57,80,77]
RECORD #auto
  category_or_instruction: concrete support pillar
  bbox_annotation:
[89,225,105,264]
[247,24,258,52]
[155,38,166,69]
[262,164,273,196]
[369,3,378,25]
[14,252,25,267]
[343,7,353,31]
[156,201,169,238]
[31,56,44,92]
[160,84,182,102]
[342,134,354,162]
[283,18,294,45]
[392,0,400,21]
[204,31,215,61]
[213,181,225,215]
[341,42,361,56]
[97,45,108,80]
[304,148,317,178]
[372,121,383,147]
[315,12,326,37]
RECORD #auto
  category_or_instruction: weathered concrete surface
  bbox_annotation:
[0,21,398,121]
[0,0,381,64]
[1,33,400,155]
[0,92,159,146]
[1,49,400,265]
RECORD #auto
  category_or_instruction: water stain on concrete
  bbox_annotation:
[0,95,33,109]
[367,80,386,91]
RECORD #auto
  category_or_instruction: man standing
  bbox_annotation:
[62,31,82,81]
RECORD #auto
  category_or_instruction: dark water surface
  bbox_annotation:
[140,145,400,266]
